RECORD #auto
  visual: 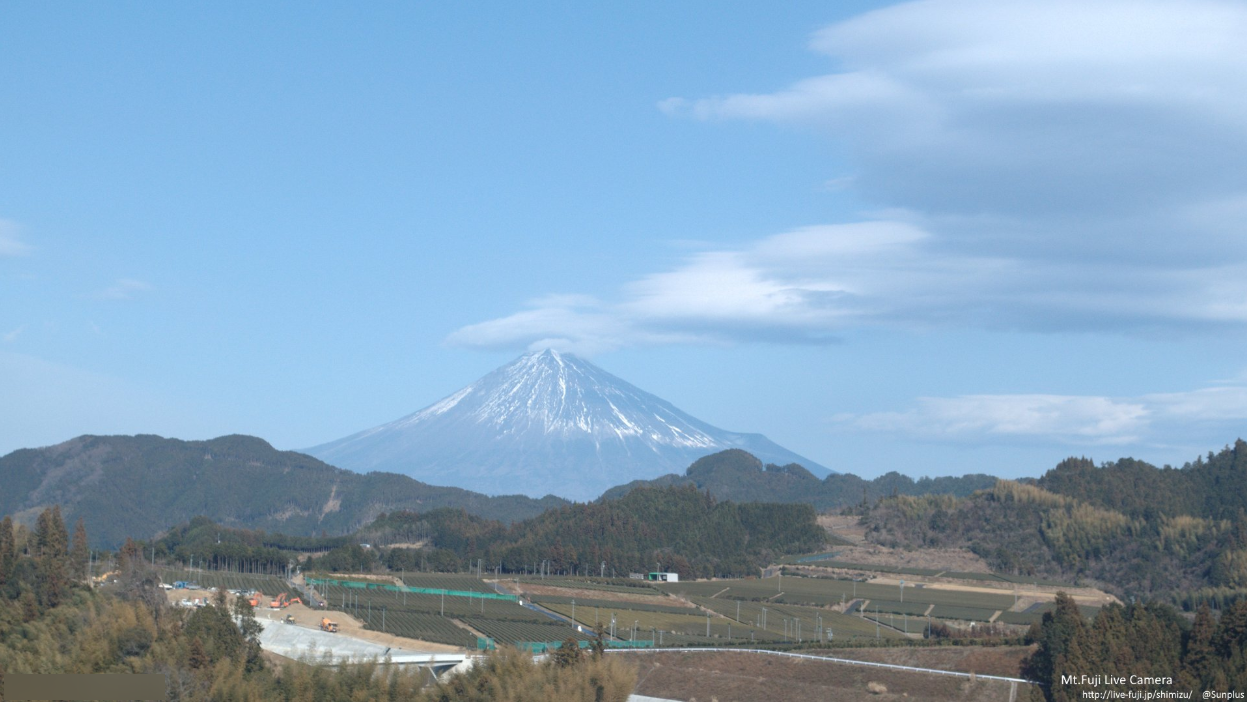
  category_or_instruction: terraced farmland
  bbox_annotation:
[543,603,773,642]
[382,611,476,647]
[399,573,493,591]
[662,574,1017,611]
[465,619,589,645]
[530,595,695,615]
[157,569,287,595]
[513,576,661,596]
[691,597,906,642]
[861,599,932,617]
[928,605,999,622]
[318,583,548,623]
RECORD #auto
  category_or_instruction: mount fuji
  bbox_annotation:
[305,349,831,500]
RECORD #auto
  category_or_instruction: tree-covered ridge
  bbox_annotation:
[860,476,1245,608]
[0,434,568,548]
[600,449,996,509]
[1023,594,1247,700]
[1037,439,1247,521]
[299,485,828,579]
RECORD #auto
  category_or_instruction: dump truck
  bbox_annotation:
[320,618,339,633]
[283,614,295,625]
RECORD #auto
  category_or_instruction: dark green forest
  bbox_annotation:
[1023,593,1247,700]
[601,449,996,508]
[0,434,567,548]
[301,485,829,579]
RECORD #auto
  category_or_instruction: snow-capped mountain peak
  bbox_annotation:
[305,350,829,500]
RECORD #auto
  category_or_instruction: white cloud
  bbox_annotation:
[0,220,31,257]
[3,326,26,344]
[452,1,1247,353]
[838,382,1247,446]
[95,278,154,300]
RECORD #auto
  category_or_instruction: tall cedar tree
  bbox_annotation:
[0,516,14,588]
[70,518,89,581]
[34,507,70,607]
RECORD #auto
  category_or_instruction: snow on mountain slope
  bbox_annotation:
[305,349,831,501]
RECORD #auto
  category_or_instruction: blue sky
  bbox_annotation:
[3,1,1246,480]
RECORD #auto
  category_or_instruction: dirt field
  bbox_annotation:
[812,542,994,574]
[819,645,1034,678]
[625,650,1034,702]
[819,514,868,543]
[165,589,466,653]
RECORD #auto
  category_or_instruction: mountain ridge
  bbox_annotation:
[0,433,567,548]
[306,349,831,500]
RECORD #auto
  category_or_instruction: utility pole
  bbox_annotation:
[706,613,710,637]
[572,599,576,624]
[601,561,605,578]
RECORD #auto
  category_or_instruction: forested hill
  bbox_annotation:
[0,434,568,548]
[304,485,828,578]
[599,449,996,509]
[859,441,1247,609]
[1037,439,1247,520]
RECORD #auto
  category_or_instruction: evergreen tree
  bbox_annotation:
[1181,605,1217,690]
[70,518,89,581]
[0,516,14,589]
[34,507,70,607]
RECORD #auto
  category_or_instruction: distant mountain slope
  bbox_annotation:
[600,449,996,509]
[0,434,567,548]
[859,440,1247,607]
[306,349,831,500]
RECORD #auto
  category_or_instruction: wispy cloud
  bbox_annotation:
[451,1,1247,354]
[3,325,26,344]
[95,278,154,300]
[836,383,1247,446]
[0,220,31,257]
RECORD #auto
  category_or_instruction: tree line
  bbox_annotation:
[1024,593,1247,700]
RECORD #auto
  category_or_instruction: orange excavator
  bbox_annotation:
[269,593,304,609]
[248,593,264,608]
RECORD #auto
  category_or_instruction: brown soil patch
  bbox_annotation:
[255,604,467,652]
[819,514,867,543]
[820,645,1035,678]
[813,543,993,573]
[626,650,1034,702]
